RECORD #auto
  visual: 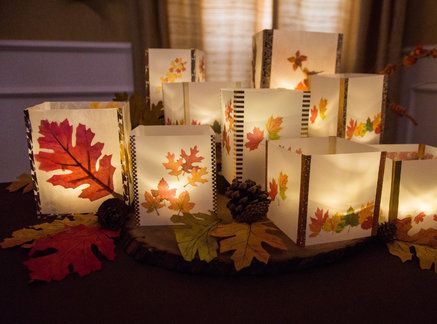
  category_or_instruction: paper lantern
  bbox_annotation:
[221,88,309,187]
[267,137,385,246]
[252,30,342,90]
[130,125,217,226]
[146,48,205,108]
[374,144,437,236]
[25,101,131,216]
[162,81,241,132]
[308,73,387,144]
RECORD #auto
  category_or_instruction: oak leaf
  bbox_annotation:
[278,172,288,200]
[396,217,437,248]
[35,119,117,201]
[6,173,34,193]
[171,212,220,262]
[310,106,318,124]
[210,221,287,271]
[266,116,283,140]
[162,152,183,178]
[0,214,97,249]
[245,127,264,151]
[414,212,426,224]
[180,146,204,173]
[168,191,195,214]
[23,224,119,282]
[268,178,278,201]
[186,167,208,187]
[309,208,329,237]
[319,98,328,120]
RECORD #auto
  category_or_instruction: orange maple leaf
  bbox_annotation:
[266,116,283,140]
[346,119,357,139]
[319,98,328,120]
[225,100,234,131]
[180,146,204,173]
[434,215,437,222]
[295,79,310,91]
[168,191,195,215]
[310,106,318,124]
[278,172,288,200]
[222,125,231,155]
[151,178,177,201]
[245,127,264,151]
[309,208,329,237]
[142,191,165,215]
[268,178,278,201]
[185,167,208,187]
[414,212,426,224]
[162,152,183,178]
[359,202,374,230]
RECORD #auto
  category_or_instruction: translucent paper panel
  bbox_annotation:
[221,89,236,183]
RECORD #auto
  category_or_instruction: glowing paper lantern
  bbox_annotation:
[221,88,309,187]
[375,144,437,237]
[130,125,217,226]
[25,102,131,216]
[252,30,342,90]
[267,137,385,246]
[162,81,242,132]
[146,48,205,108]
[309,73,387,144]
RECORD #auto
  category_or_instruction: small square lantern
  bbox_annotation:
[252,30,342,90]
[162,81,242,132]
[267,137,385,246]
[308,73,387,144]
[374,144,437,237]
[146,48,205,108]
[130,125,217,226]
[221,88,309,187]
[25,101,131,216]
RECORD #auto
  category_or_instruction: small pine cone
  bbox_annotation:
[376,222,397,243]
[97,198,130,230]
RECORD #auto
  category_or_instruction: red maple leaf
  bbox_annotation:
[268,178,278,201]
[310,106,318,124]
[434,215,437,222]
[35,119,116,201]
[24,224,119,282]
[414,212,426,224]
[346,119,357,139]
[180,146,204,173]
[309,208,329,237]
[245,127,264,151]
[360,216,373,230]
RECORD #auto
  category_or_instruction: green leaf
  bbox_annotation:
[171,212,220,262]
[343,207,359,227]
[211,120,221,134]
[365,117,373,132]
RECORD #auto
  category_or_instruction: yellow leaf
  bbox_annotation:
[278,172,288,200]
[322,213,342,233]
[210,221,287,271]
[0,214,97,249]
[413,244,437,273]
[6,173,34,193]
[168,191,195,214]
[387,240,413,263]
[186,167,208,187]
[319,98,328,120]
[265,116,283,140]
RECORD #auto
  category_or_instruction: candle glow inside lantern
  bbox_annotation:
[308,73,386,144]
[25,101,131,216]
[374,144,437,238]
[162,81,241,131]
[130,125,217,226]
[146,48,205,108]
[267,137,385,246]
[221,88,309,187]
[252,30,342,90]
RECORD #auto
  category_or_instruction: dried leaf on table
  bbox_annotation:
[171,212,220,262]
[210,221,287,271]
[245,127,264,151]
[396,217,437,248]
[414,244,437,273]
[0,214,97,249]
[24,224,119,282]
[6,173,34,193]
[387,240,413,263]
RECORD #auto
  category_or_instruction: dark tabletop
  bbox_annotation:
[0,183,436,324]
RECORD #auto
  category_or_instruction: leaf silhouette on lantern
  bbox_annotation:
[309,208,330,237]
[224,100,234,131]
[168,191,195,215]
[142,178,176,215]
[319,98,328,120]
[359,202,374,230]
[414,212,426,224]
[278,172,288,200]
[160,57,187,83]
[346,119,357,139]
[287,50,307,71]
[34,119,117,201]
[180,146,204,174]
[266,116,283,140]
[245,127,264,151]
[310,106,318,124]
[396,216,437,248]
[268,178,278,201]
[162,152,183,179]
[222,124,231,155]
[185,167,208,187]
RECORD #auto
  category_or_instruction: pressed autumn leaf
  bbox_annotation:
[343,207,360,227]
[287,50,307,70]
[414,244,437,273]
[225,100,234,131]
[35,119,117,201]
[396,217,437,248]
[24,224,119,282]
[191,119,201,125]
[180,146,204,173]
[151,178,177,201]
[171,212,220,262]
[268,178,278,201]
[387,240,413,263]
[322,213,343,233]
[359,202,374,230]
[354,122,367,137]
[6,173,34,193]
[222,125,231,155]
[309,208,329,237]
[265,116,283,140]
[162,152,183,178]
[295,79,310,91]
[0,214,97,249]
[142,191,165,215]
[365,117,374,132]
[245,127,264,151]
[414,212,426,224]
[434,215,437,222]
[310,106,318,124]
[210,221,287,271]
[346,119,357,139]
[185,167,208,187]
[278,172,288,200]
[168,191,195,215]
[319,98,328,120]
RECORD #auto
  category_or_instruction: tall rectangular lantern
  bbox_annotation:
[375,144,437,241]
[26,101,131,216]
[253,30,342,90]
[130,125,217,226]
[146,48,205,108]
[267,137,385,246]
[309,73,387,144]
[221,88,309,187]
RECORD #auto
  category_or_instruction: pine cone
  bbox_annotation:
[376,222,397,243]
[225,179,271,224]
[97,198,130,230]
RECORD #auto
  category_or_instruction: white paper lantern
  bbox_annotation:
[309,73,387,144]
[253,30,342,90]
[25,101,131,216]
[267,137,385,246]
[130,125,217,226]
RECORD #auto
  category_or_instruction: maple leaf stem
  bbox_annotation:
[155,208,160,216]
